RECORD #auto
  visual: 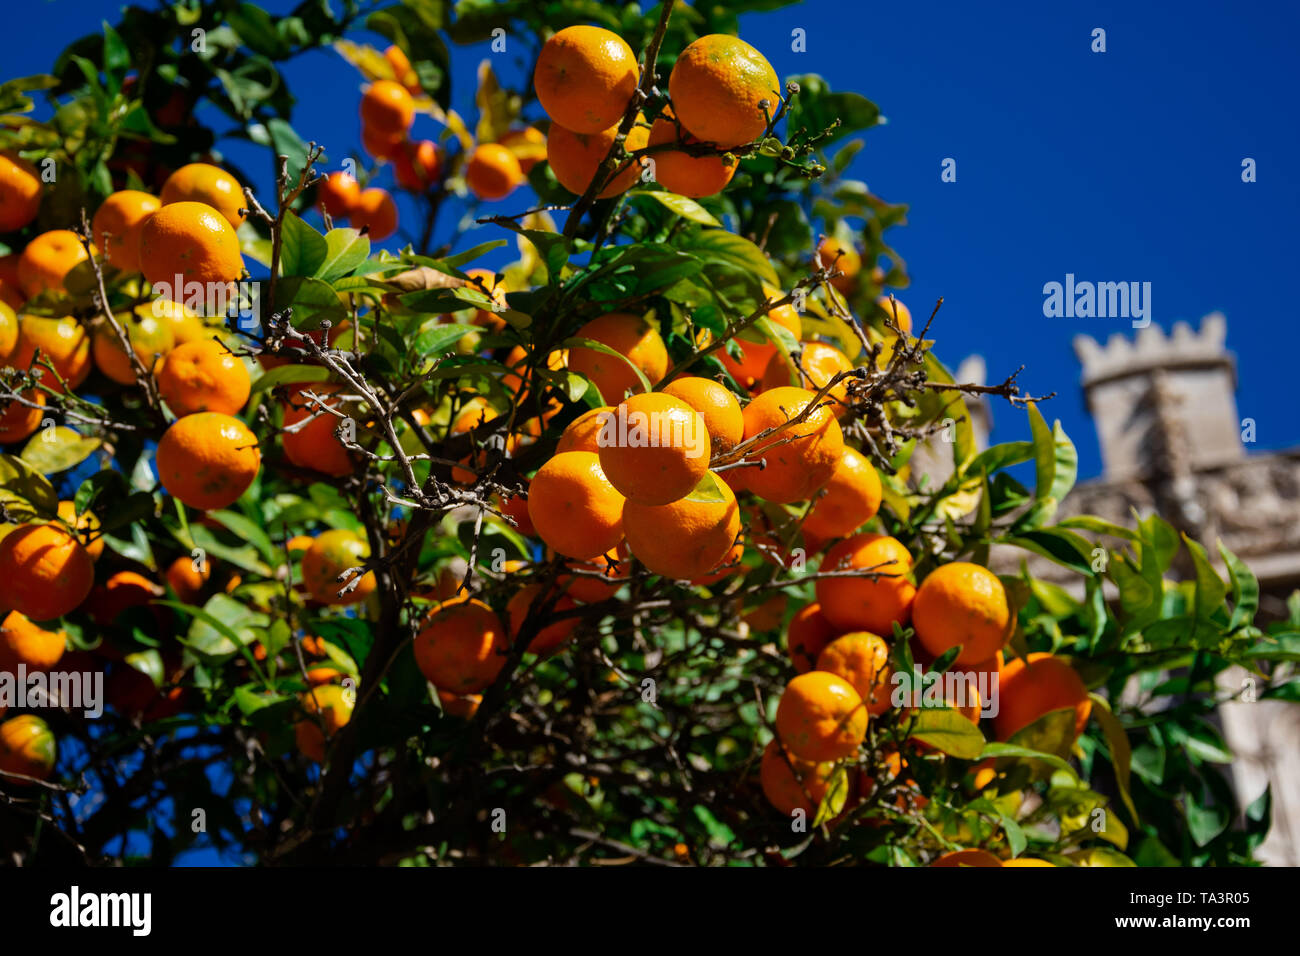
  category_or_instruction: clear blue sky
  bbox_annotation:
[12,0,1299,484]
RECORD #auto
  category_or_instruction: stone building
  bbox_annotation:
[985,314,1300,865]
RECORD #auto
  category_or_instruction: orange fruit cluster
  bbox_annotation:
[534,28,778,201]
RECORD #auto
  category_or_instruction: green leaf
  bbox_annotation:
[1027,410,1053,499]
[785,74,881,149]
[205,509,276,564]
[250,363,331,394]
[965,441,1035,478]
[316,228,370,282]
[684,471,727,504]
[978,741,1080,785]
[1002,528,1096,577]
[907,707,985,760]
[274,275,346,326]
[812,764,850,827]
[412,323,478,356]
[674,229,777,288]
[632,190,721,226]
[1058,515,1140,541]
[178,592,271,658]
[0,454,59,521]
[279,211,328,278]
[1217,539,1259,632]
[233,684,292,716]
[1087,693,1139,825]
[20,426,101,474]
[440,241,508,269]
[267,117,315,182]
[1183,535,1227,623]
[1005,707,1078,761]
[1184,783,1231,847]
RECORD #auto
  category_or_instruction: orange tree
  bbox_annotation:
[0,0,1294,866]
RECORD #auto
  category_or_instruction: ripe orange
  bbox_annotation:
[56,500,102,561]
[301,529,375,606]
[157,339,251,415]
[160,163,246,227]
[463,268,508,330]
[738,386,844,503]
[437,689,482,720]
[165,554,211,604]
[930,849,1003,868]
[646,112,737,198]
[413,598,509,693]
[787,602,837,673]
[534,25,639,135]
[92,311,175,385]
[692,534,744,586]
[384,45,421,94]
[546,120,649,199]
[0,714,56,783]
[715,287,802,389]
[816,237,861,292]
[360,80,415,142]
[816,632,892,717]
[877,296,912,333]
[556,545,629,602]
[84,569,164,627]
[0,255,23,310]
[92,190,161,273]
[668,35,779,148]
[507,583,579,656]
[661,376,743,457]
[498,126,547,172]
[775,670,868,762]
[0,301,15,358]
[556,406,612,455]
[281,385,357,477]
[0,523,94,621]
[527,451,625,560]
[0,151,42,232]
[139,201,244,291]
[499,489,535,538]
[759,739,838,817]
[350,187,398,241]
[18,229,92,298]
[317,171,362,219]
[1002,858,1056,867]
[394,139,442,193]
[912,562,1010,666]
[295,684,354,763]
[0,388,43,444]
[816,533,917,634]
[142,298,206,345]
[9,315,91,389]
[759,340,855,416]
[597,392,710,505]
[993,652,1091,742]
[622,473,740,580]
[361,122,404,161]
[0,610,66,671]
[802,447,883,540]
[155,411,261,511]
[465,143,524,201]
[567,312,668,402]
